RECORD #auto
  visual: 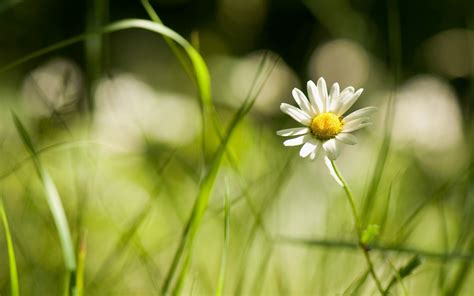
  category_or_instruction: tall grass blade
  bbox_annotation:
[0,197,20,296]
[251,245,273,296]
[84,0,109,112]
[12,114,77,272]
[162,53,276,295]
[215,184,230,296]
[75,232,87,296]
[384,255,422,294]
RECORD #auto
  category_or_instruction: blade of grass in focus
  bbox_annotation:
[12,113,77,278]
[0,197,20,296]
[165,53,277,295]
[215,183,230,296]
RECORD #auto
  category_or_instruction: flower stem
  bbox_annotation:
[329,160,385,295]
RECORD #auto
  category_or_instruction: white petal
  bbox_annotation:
[280,103,312,126]
[299,139,319,158]
[307,80,323,114]
[343,122,372,133]
[322,138,341,160]
[317,77,329,113]
[329,97,343,114]
[328,83,340,110]
[344,106,378,121]
[330,83,340,100]
[309,144,321,160]
[331,87,354,114]
[324,156,344,187]
[340,86,355,95]
[276,127,310,137]
[337,88,364,116]
[343,117,370,130]
[283,134,310,146]
[328,83,341,112]
[292,88,315,116]
[336,133,358,145]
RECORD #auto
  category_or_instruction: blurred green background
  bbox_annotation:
[0,0,474,295]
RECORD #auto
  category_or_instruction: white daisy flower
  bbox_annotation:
[277,77,376,161]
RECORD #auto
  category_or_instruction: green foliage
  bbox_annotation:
[384,255,422,294]
[0,198,20,296]
[12,113,77,272]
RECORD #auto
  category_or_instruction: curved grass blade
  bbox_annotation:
[0,197,20,296]
[0,19,212,112]
[12,113,76,273]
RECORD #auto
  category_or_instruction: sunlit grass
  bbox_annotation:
[0,1,473,295]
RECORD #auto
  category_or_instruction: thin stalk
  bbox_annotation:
[278,236,474,262]
[0,198,20,296]
[75,231,87,296]
[215,188,230,296]
[329,160,384,295]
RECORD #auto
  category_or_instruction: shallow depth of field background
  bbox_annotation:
[1,0,474,295]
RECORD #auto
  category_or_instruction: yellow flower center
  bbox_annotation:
[310,112,343,140]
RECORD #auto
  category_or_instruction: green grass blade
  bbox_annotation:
[384,255,422,294]
[0,197,20,296]
[162,54,269,294]
[277,236,474,262]
[251,245,273,296]
[343,270,370,295]
[84,0,109,112]
[0,19,212,112]
[41,171,77,270]
[12,113,76,272]
[215,183,230,296]
[165,54,277,295]
[75,232,87,296]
